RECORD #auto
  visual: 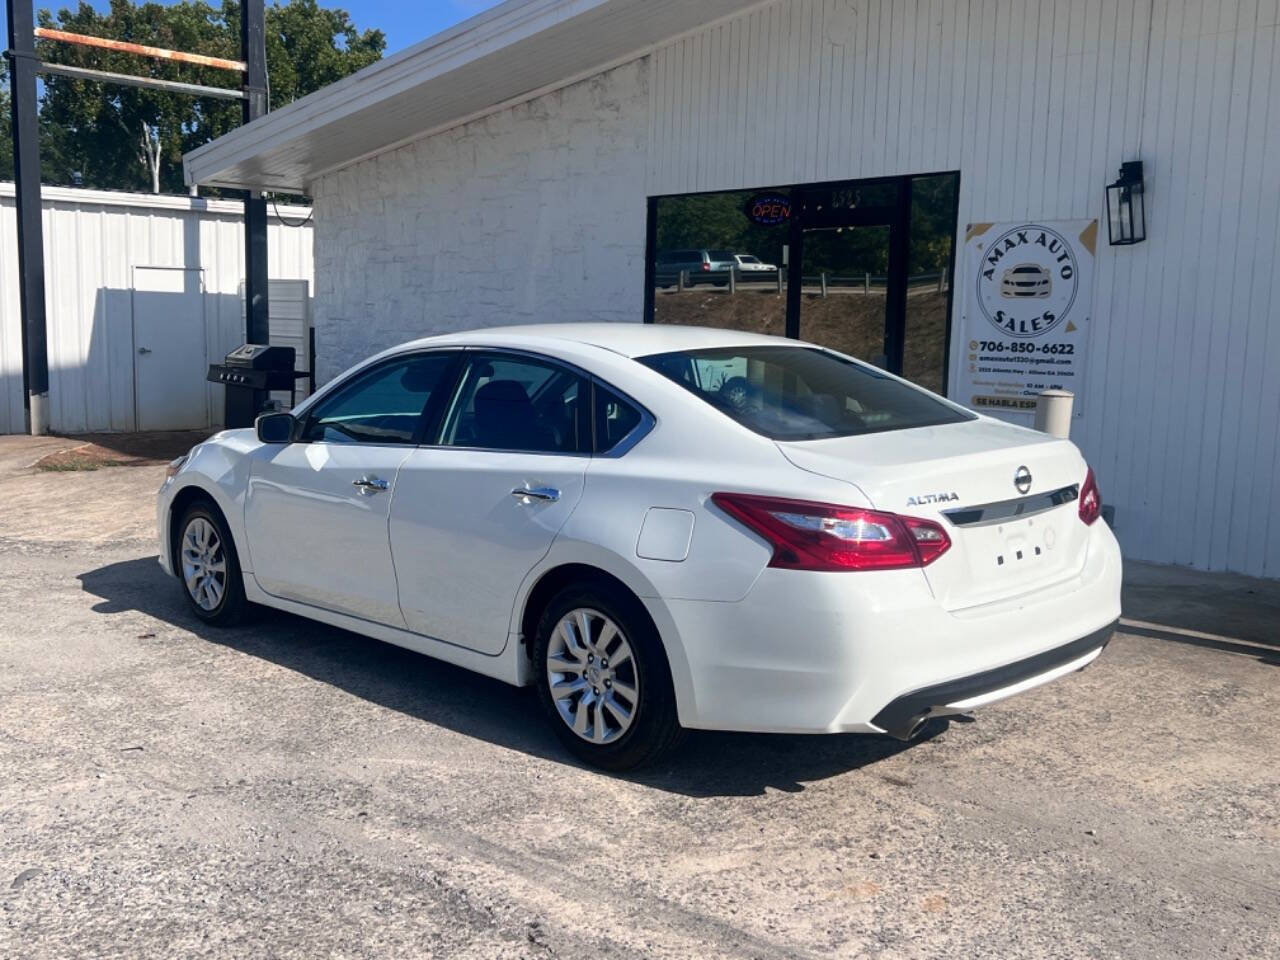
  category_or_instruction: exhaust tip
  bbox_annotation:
[885,714,930,742]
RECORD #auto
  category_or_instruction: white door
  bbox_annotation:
[133,267,208,431]
[244,351,460,626]
[390,352,591,655]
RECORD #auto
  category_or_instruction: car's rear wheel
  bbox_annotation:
[176,502,247,626]
[533,582,683,771]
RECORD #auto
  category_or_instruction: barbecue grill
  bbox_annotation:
[206,344,304,428]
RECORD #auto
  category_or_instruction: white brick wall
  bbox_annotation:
[311,58,650,383]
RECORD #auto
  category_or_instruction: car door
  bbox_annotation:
[244,350,462,626]
[389,351,591,655]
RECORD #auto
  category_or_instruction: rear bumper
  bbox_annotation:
[870,621,1115,739]
[647,519,1123,734]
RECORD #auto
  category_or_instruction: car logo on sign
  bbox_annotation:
[976,224,1080,338]
[1014,466,1033,494]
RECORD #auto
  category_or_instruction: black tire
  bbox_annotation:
[533,581,684,771]
[174,500,248,627]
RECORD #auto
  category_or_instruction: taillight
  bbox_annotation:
[702,261,711,271]
[1079,467,1102,526]
[711,493,951,571]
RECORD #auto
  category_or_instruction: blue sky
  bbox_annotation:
[62,1,506,55]
[320,1,504,53]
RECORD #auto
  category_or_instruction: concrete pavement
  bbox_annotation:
[0,438,1276,959]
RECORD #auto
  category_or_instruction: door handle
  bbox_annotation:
[353,475,390,495]
[137,347,152,355]
[511,485,560,503]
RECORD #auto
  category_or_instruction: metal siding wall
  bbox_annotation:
[0,203,23,434]
[0,186,314,435]
[648,0,1280,577]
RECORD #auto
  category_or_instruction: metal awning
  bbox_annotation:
[183,0,761,193]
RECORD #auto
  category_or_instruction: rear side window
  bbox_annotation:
[440,353,589,454]
[593,383,644,453]
[638,346,974,441]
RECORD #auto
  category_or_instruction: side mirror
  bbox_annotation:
[256,412,297,444]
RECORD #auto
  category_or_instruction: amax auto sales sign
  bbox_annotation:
[956,220,1097,419]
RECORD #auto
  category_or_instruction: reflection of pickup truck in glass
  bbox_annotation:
[1000,263,1052,298]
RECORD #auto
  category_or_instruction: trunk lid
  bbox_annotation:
[777,418,1092,612]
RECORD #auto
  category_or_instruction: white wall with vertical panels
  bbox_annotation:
[0,185,314,436]
[642,0,1280,576]
[298,0,1275,576]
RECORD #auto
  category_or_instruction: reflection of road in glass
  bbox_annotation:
[653,287,952,396]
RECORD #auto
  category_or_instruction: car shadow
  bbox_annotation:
[77,556,945,798]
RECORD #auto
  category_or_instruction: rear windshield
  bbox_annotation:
[638,346,975,441]
[709,250,735,261]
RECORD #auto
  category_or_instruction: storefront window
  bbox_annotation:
[651,190,789,335]
[647,172,959,396]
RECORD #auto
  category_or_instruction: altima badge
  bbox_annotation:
[1014,466,1033,494]
[907,492,960,506]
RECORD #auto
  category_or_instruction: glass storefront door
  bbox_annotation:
[796,224,891,366]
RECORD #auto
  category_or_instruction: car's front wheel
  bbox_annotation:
[176,501,247,626]
[533,582,683,771]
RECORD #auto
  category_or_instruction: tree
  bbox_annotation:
[0,83,14,182]
[31,0,384,194]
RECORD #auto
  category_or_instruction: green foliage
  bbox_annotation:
[0,84,13,181]
[909,174,958,275]
[656,192,791,268]
[23,0,384,194]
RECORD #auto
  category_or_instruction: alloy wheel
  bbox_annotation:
[181,516,227,612]
[545,608,639,745]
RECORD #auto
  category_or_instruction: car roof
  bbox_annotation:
[396,323,803,359]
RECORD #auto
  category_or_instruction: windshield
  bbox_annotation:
[638,346,975,441]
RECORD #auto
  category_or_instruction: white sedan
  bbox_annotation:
[158,324,1121,770]
[733,254,778,272]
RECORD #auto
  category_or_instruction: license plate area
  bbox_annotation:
[923,504,1088,611]
[976,518,1049,568]
[961,513,1070,584]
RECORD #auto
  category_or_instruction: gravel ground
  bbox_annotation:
[1,448,1277,959]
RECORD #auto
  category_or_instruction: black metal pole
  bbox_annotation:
[643,197,657,323]
[242,0,269,345]
[784,193,803,340]
[885,177,913,375]
[6,0,50,434]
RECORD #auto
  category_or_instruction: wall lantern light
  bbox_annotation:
[1105,160,1146,245]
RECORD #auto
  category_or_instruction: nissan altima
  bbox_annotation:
[158,324,1121,770]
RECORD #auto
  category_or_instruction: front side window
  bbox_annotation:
[639,346,974,441]
[302,353,455,444]
[441,354,588,454]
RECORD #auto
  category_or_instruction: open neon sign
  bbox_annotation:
[745,193,792,226]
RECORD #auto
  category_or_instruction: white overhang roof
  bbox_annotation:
[184,0,762,193]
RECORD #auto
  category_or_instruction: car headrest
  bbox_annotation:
[475,379,531,409]
[400,360,442,394]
